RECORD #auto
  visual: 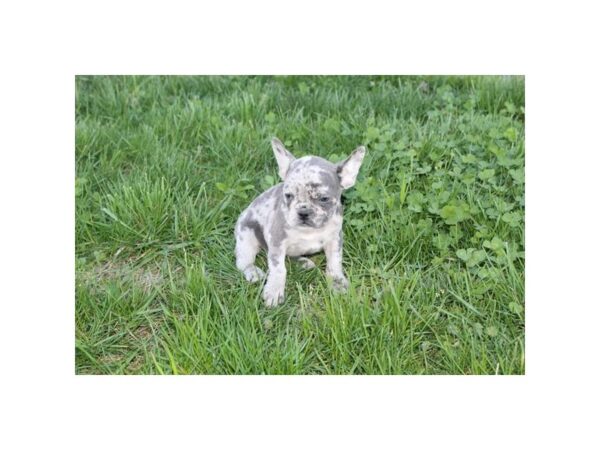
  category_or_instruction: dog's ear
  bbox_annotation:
[337,146,366,189]
[271,138,296,180]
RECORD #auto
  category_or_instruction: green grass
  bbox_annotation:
[75,75,525,374]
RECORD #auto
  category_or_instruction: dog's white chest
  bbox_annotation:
[284,221,340,257]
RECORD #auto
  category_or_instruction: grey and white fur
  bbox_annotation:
[234,138,366,307]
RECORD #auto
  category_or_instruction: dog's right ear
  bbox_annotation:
[271,138,296,180]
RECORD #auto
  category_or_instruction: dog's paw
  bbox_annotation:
[262,284,285,307]
[243,266,266,283]
[296,256,317,270]
[331,276,349,293]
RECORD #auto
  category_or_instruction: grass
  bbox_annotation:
[75,75,525,374]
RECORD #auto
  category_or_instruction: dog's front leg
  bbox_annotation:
[324,231,349,292]
[263,248,286,307]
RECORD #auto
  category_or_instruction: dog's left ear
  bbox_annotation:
[337,146,366,189]
[272,138,296,180]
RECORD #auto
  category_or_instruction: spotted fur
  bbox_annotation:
[235,138,366,306]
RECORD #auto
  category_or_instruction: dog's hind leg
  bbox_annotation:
[235,224,266,283]
[293,256,316,269]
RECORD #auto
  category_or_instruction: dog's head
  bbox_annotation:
[271,138,366,229]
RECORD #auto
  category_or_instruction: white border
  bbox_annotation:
[2,0,599,448]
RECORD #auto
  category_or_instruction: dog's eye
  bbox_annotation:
[284,193,293,201]
[319,196,330,203]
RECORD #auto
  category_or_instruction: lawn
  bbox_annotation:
[75,75,525,375]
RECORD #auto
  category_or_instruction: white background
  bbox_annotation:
[1,0,598,448]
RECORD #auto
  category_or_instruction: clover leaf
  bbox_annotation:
[439,202,470,225]
[456,248,487,267]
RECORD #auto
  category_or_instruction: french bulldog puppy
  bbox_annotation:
[235,138,366,306]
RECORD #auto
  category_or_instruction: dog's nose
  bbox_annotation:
[298,209,312,221]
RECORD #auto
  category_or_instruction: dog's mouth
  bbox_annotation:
[298,218,315,227]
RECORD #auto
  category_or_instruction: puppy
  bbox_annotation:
[235,138,366,306]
